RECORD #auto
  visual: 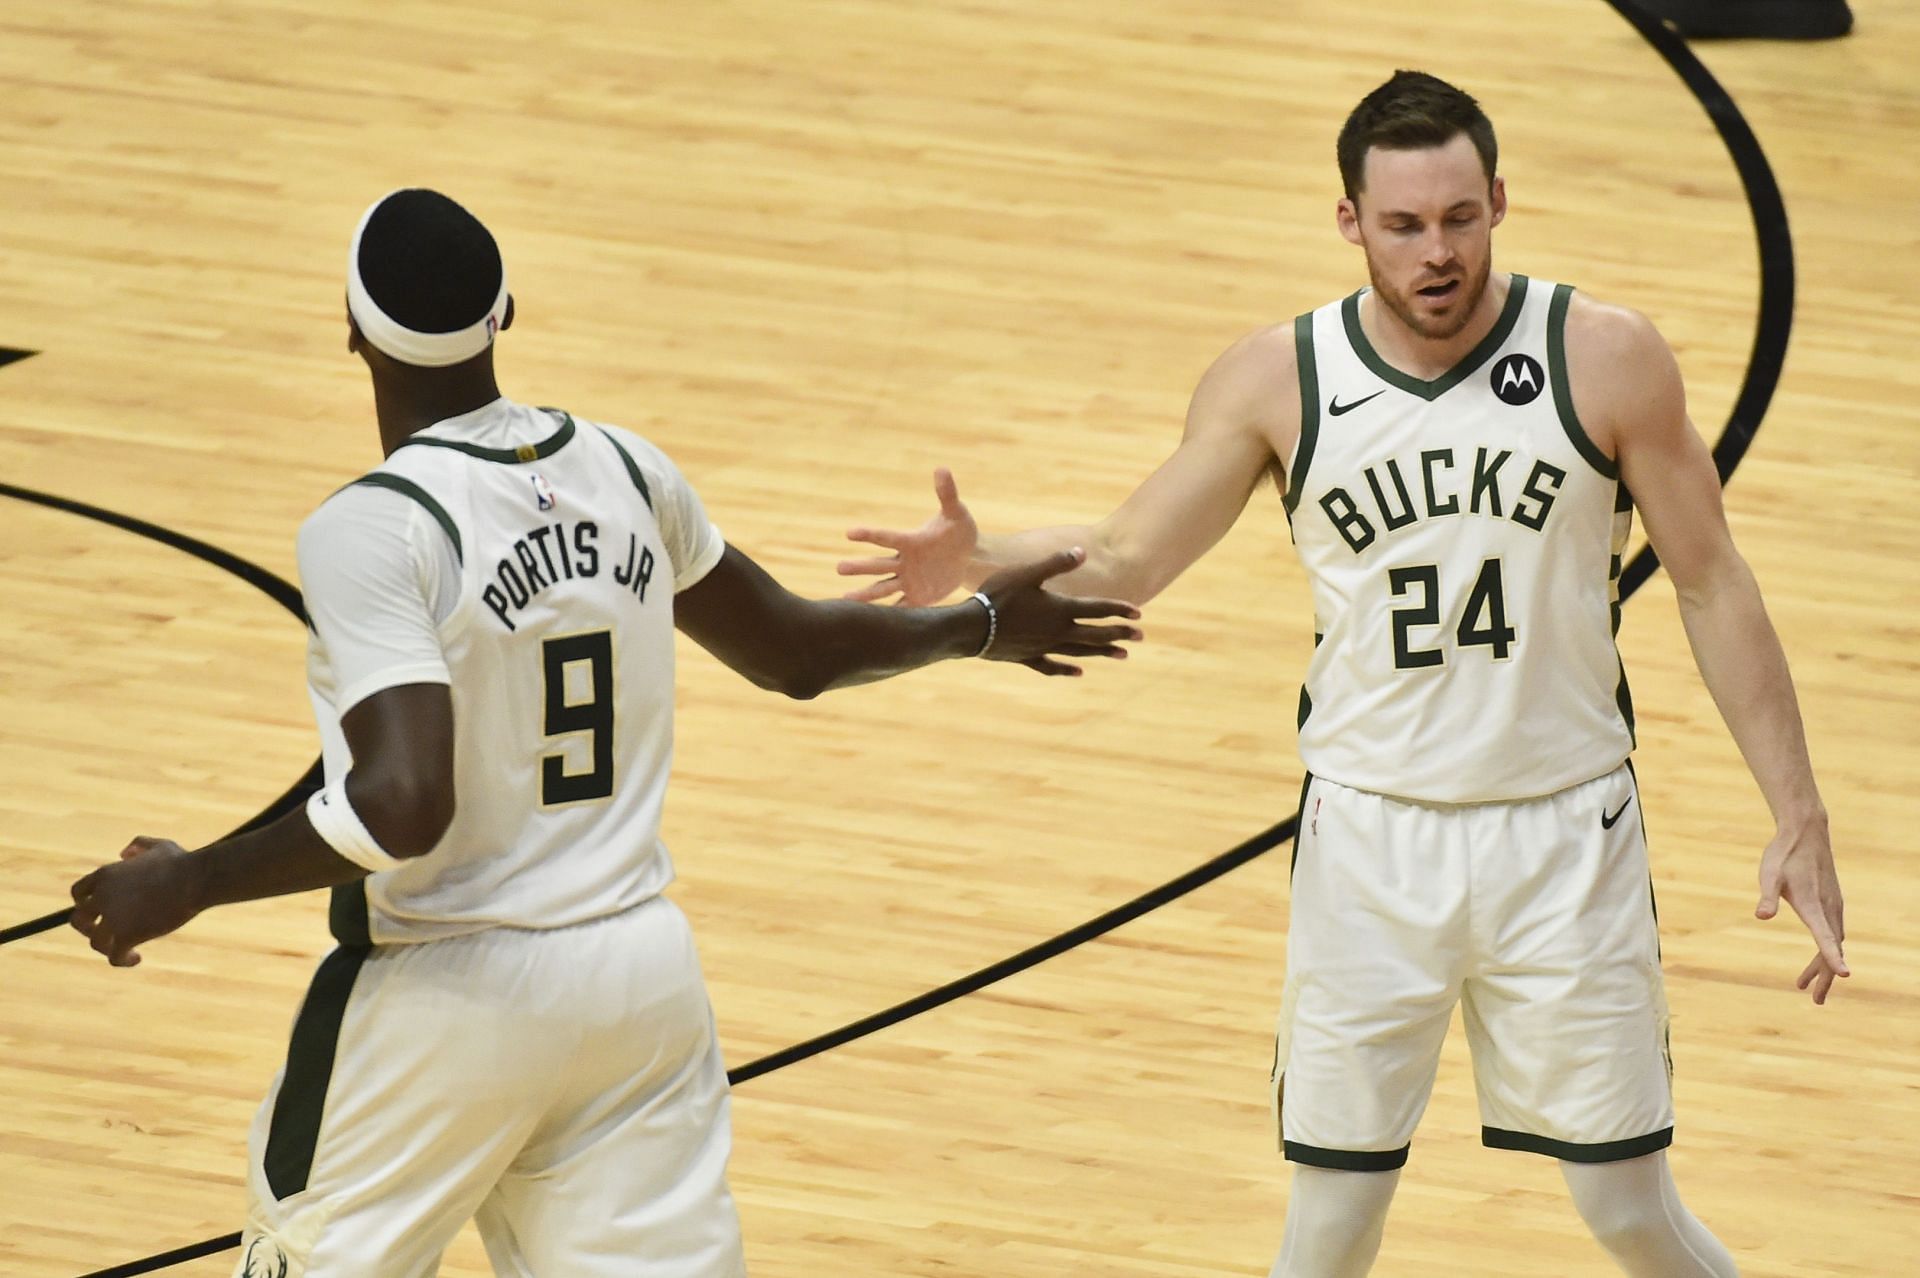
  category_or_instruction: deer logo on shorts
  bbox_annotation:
[242,1237,290,1278]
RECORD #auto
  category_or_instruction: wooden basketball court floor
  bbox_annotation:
[2,1,1915,1274]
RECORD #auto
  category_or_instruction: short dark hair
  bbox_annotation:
[1336,71,1497,202]
[356,189,503,334]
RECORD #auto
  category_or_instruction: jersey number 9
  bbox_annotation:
[541,630,615,804]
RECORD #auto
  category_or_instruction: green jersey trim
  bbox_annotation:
[594,426,656,512]
[1289,771,1314,880]
[329,879,371,948]
[1284,1140,1411,1172]
[1615,658,1638,747]
[1295,630,1323,734]
[1547,284,1620,479]
[396,408,576,464]
[1609,483,1636,746]
[262,944,370,1200]
[349,473,464,566]
[1283,313,1320,515]
[1339,274,1530,402]
[1482,1126,1672,1164]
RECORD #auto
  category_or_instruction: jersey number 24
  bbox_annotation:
[1387,559,1515,669]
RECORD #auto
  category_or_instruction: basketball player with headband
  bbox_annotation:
[66,187,1144,1276]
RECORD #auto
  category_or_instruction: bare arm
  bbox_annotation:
[1571,297,1846,1000]
[841,326,1298,606]
[68,682,457,965]
[986,416,1279,603]
[677,543,1141,697]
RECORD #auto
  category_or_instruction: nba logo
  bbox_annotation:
[485,314,498,340]
[531,473,556,511]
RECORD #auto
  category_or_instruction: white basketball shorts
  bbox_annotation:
[231,893,745,1277]
[1270,762,1673,1170]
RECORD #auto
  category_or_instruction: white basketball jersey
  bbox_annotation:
[1283,275,1635,804]
[305,402,720,945]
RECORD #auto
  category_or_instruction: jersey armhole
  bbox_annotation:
[1546,284,1620,480]
[347,473,465,565]
[1281,312,1319,516]
[593,426,656,512]
[337,473,467,630]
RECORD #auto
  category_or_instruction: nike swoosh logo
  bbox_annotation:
[1601,798,1633,829]
[1328,390,1385,416]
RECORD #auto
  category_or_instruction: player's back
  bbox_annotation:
[1283,274,1635,804]
[307,398,721,945]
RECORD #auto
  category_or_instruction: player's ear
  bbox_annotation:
[1489,176,1507,229]
[501,295,515,332]
[1337,196,1364,246]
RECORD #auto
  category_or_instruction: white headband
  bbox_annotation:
[346,191,509,367]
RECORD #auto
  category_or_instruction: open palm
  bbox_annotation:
[839,467,979,604]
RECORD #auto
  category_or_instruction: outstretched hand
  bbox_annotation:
[1755,817,1848,1003]
[975,546,1142,676]
[840,467,978,605]
[69,836,206,967]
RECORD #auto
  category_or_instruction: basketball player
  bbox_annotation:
[65,188,1142,1277]
[837,71,1845,1277]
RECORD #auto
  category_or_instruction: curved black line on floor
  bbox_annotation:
[0,482,323,947]
[0,482,309,622]
[768,7,1792,1100]
[31,3,1793,1269]
[1608,0,1794,596]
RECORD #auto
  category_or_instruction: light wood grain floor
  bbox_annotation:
[2,1,1916,1274]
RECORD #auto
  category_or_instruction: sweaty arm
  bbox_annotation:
[1571,297,1846,998]
[69,488,461,966]
[840,326,1297,606]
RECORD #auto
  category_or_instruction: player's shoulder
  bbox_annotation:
[579,416,668,464]
[1559,289,1674,371]
[1181,321,1305,452]
[1196,321,1301,407]
[566,414,693,482]
[566,415,710,524]
[305,470,393,528]
[1556,290,1685,441]
[1215,320,1299,377]
[300,465,434,557]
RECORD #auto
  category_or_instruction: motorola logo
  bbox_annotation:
[1491,353,1545,406]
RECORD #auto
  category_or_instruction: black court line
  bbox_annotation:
[0,905,90,945]
[64,820,1295,1277]
[0,482,320,947]
[0,760,327,945]
[0,482,308,621]
[8,0,1793,1268]
[725,815,1296,1085]
[0,346,37,369]
[1609,0,1794,597]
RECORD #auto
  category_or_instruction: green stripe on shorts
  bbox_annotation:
[263,945,371,1200]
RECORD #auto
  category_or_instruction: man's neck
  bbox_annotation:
[1361,271,1509,380]
[372,373,503,457]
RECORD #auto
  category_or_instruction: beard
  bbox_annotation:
[1367,249,1492,342]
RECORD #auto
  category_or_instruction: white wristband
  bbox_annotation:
[969,591,997,657]
[306,782,408,874]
